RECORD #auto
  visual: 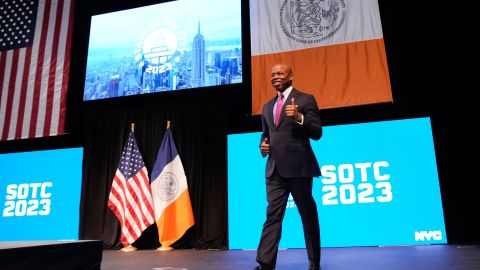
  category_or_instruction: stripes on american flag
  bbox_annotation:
[108,131,155,247]
[0,0,74,141]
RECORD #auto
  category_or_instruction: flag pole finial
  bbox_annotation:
[167,121,171,129]
[131,123,135,133]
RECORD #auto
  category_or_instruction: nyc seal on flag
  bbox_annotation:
[158,172,179,201]
[280,0,347,44]
[250,0,392,114]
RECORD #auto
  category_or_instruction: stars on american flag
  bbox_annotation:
[0,0,38,51]
[119,133,145,180]
[108,130,155,246]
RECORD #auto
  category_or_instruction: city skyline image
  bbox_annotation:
[83,0,242,101]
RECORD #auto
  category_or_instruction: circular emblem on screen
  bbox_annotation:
[134,19,187,73]
[280,0,346,44]
[141,28,179,65]
[157,172,179,201]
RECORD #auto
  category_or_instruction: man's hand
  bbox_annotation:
[285,98,302,122]
[261,137,270,156]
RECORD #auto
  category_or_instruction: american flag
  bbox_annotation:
[108,131,155,247]
[0,0,74,141]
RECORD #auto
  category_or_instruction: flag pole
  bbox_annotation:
[120,122,138,252]
[156,120,174,252]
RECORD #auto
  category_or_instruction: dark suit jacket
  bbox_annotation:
[261,88,322,178]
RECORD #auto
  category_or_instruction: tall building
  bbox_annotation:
[229,57,238,76]
[108,75,120,98]
[191,21,206,87]
[221,58,230,77]
[214,52,222,68]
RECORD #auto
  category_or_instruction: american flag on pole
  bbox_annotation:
[0,0,74,141]
[108,131,155,247]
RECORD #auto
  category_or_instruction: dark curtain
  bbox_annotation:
[79,99,228,249]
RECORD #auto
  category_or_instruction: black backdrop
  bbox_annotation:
[0,0,478,248]
[79,100,229,249]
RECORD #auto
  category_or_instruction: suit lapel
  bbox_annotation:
[266,97,276,128]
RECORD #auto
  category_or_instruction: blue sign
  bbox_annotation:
[228,117,446,248]
[0,148,84,241]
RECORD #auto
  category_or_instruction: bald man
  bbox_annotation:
[254,63,322,270]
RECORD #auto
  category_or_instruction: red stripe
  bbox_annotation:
[1,0,73,141]
[123,181,145,244]
[2,50,20,140]
[133,171,154,230]
[125,177,145,231]
[123,219,139,246]
[58,0,74,134]
[30,0,52,138]
[108,170,154,246]
[0,52,7,137]
[0,53,6,84]
[44,0,64,136]
[108,179,124,221]
[15,48,33,139]
[108,186,136,246]
[132,171,154,227]
[139,169,155,215]
[108,195,124,223]
[109,175,139,246]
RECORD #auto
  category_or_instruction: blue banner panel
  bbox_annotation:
[0,148,83,241]
[228,117,446,249]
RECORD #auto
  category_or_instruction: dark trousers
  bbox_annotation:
[256,169,321,268]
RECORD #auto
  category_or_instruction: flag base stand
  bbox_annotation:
[156,246,174,251]
[120,245,137,252]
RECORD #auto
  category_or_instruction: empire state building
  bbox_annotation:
[191,21,205,87]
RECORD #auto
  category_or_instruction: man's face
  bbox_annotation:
[271,65,293,92]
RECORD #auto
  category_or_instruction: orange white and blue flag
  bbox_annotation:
[250,0,393,114]
[151,127,195,247]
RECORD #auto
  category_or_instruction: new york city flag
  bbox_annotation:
[151,127,195,248]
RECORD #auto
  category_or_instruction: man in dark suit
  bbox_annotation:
[254,63,322,270]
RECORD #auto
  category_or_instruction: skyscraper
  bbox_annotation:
[191,21,206,87]
[108,75,120,98]
[214,52,222,68]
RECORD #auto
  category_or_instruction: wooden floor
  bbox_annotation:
[101,244,480,270]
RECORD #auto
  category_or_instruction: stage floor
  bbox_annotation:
[0,240,103,270]
[101,244,480,270]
